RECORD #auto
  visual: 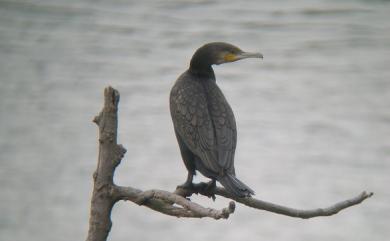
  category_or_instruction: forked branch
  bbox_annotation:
[86,86,373,241]
[86,87,235,241]
[113,185,235,219]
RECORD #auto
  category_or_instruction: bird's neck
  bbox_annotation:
[189,60,215,80]
[189,49,216,79]
[189,65,215,78]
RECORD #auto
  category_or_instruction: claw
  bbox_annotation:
[202,180,217,201]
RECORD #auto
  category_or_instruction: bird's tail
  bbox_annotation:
[218,174,255,198]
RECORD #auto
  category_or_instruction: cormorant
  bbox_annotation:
[170,42,263,197]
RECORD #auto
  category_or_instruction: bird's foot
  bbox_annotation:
[176,181,194,191]
[176,181,196,199]
[200,180,217,201]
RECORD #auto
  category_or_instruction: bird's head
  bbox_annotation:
[190,42,263,71]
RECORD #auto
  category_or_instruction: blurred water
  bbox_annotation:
[0,0,389,241]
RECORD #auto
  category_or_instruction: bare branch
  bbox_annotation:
[87,86,373,241]
[87,86,124,241]
[175,183,373,219]
[114,185,235,219]
[87,86,236,241]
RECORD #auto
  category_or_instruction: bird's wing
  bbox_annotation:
[170,76,221,173]
[206,83,237,174]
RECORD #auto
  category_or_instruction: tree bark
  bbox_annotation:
[86,87,126,241]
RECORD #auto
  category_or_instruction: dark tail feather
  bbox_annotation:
[218,174,255,198]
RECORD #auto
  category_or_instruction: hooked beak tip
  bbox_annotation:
[255,52,263,59]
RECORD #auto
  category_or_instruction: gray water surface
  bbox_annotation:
[0,1,389,241]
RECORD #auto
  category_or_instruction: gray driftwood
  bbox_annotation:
[86,86,373,241]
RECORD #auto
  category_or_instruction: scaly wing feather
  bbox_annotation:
[206,82,237,174]
[170,73,220,173]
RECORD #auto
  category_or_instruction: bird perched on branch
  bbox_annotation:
[170,42,262,197]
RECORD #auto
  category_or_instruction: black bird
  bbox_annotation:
[170,42,262,197]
